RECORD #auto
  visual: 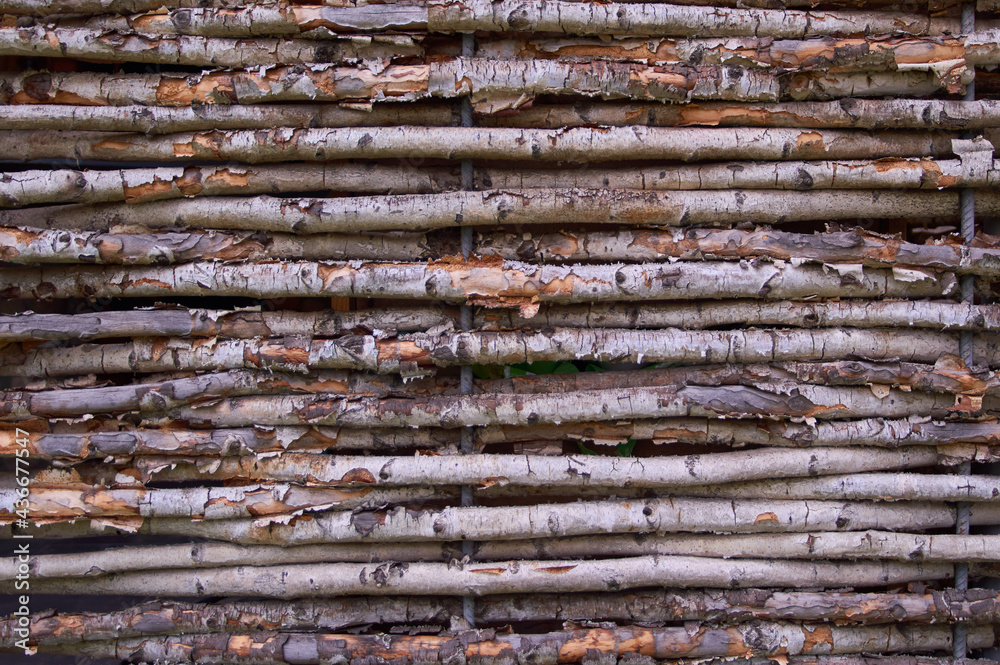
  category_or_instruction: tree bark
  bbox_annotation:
[22,554,966,598]
[3,590,998,648]
[7,359,992,419]
[0,103,454,133]
[0,126,957,164]
[27,624,996,663]
[9,191,994,235]
[480,227,1000,278]
[2,100,997,133]
[0,157,996,210]
[477,158,1000,192]
[427,0,971,39]
[6,416,997,460]
[122,385,991,428]
[0,307,450,342]
[485,301,1000,333]
[0,259,959,304]
[484,100,1000,131]
[4,328,989,378]
[0,228,433,264]
[43,498,1000,545]
[0,164,457,208]
[38,447,947,489]
[0,25,423,67]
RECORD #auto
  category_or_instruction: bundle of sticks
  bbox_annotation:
[1,0,999,663]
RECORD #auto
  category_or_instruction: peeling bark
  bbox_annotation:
[484,100,1000,130]
[0,307,449,342]
[478,158,1000,192]
[484,301,1000,332]
[0,127,957,164]
[3,590,998,648]
[3,328,989,378]
[0,259,960,305]
[0,103,454,133]
[8,190,998,235]
[0,228,432,264]
[0,164,456,208]
[5,416,996,460]
[29,623,997,663]
[0,25,423,67]
[427,0,972,38]
[479,228,1000,280]
[109,447,949,487]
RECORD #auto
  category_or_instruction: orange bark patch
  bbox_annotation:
[340,468,377,484]
[801,624,834,652]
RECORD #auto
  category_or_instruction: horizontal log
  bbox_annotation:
[0,25,423,67]
[39,497,1000,545]
[0,301,995,347]
[29,1,972,39]
[9,359,992,420]
[4,590,998,648]
[22,447,948,489]
[2,368,459,418]
[3,100,999,133]
[4,328,990,377]
[0,307,449,342]
[0,260,959,305]
[479,228,1000,279]
[2,60,952,109]
[427,0,973,38]
[10,191,1000,235]
[0,164,457,208]
[0,484,445,523]
[675,472,1000,502]
[6,416,998,460]
[1,156,998,210]
[134,384,985,428]
[30,624,996,663]
[0,127,957,163]
[7,530,1000,586]
[0,228,433,264]
[477,157,1000,192]
[22,554,967,597]
[485,300,1000,332]
[480,34,1000,71]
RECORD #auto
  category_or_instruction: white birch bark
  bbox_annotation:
[0,126,957,164]
[2,100,997,132]
[479,227,1000,278]
[5,416,996,461]
[0,228,432,264]
[0,307,449,342]
[0,260,958,304]
[486,301,1000,332]
[0,25,423,67]
[107,447,946,488]
[477,158,1000,192]
[10,190,992,234]
[427,0,971,38]
[20,554,966,597]
[0,103,453,133]
[4,328,990,377]
[0,164,456,208]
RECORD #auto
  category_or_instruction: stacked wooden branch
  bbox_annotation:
[1,0,999,663]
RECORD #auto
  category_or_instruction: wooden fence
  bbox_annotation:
[1,0,999,663]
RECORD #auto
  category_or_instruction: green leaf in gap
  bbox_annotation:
[616,439,637,457]
[471,365,494,380]
[553,362,579,374]
[576,442,598,455]
[584,363,606,373]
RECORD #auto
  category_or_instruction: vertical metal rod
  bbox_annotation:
[954,3,975,659]
[458,30,476,630]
